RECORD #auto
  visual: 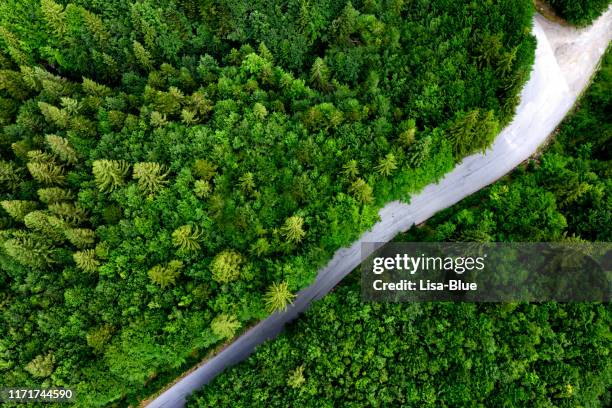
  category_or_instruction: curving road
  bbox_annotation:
[146,9,612,408]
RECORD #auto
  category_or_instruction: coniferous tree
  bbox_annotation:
[46,134,78,164]
[132,162,168,196]
[38,102,69,128]
[172,225,201,253]
[148,260,183,288]
[210,313,240,340]
[73,249,99,273]
[238,172,255,193]
[0,161,21,190]
[92,159,129,193]
[250,237,271,257]
[181,108,198,125]
[25,353,55,378]
[48,202,88,225]
[193,159,217,181]
[407,136,432,168]
[86,324,113,353]
[133,40,153,70]
[281,215,306,243]
[264,281,296,312]
[375,153,397,177]
[210,250,243,283]
[287,365,306,388]
[1,200,37,221]
[0,27,28,65]
[4,231,55,269]
[81,77,111,97]
[342,159,360,179]
[65,228,96,248]
[194,180,211,198]
[310,58,331,91]
[27,161,65,185]
[252,103,268,120]
[349,178,373,204]
[37,187,74,204]
[24,211,65,242]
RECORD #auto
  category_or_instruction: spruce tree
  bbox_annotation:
[65,228,96,248]
[342,159,359,180]
[132,162,168,196]
[375,153,397,177]
[210,250,243,283]
[37,187,74,203]
[4,231,55,269]
[264,281,296,312]
[92,159,129,193]
[194,180,211,198]
[171,225,201,253]
[38,102,69,128]
[148,260,183,288]
[46,134,78,164]
[25,353,55,378]
[47,202,88,225]
[0,161,21,190]
[133,40,153,70]
[73,249,99,273]
[23,211,65,242]
[1,200,37,221]
[287,365,306,388]
[310,58,330,91]
[27,161,65,185]
[281,215,306,243]
[210,313,240,340]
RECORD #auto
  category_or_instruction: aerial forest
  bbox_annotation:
[188,49,612,408]
[0,0,538,406]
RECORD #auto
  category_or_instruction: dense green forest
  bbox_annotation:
[188,50,612,407]
[546,0,610,26]
[0,0,538,405]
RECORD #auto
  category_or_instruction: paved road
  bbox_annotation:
[146,9,612,408]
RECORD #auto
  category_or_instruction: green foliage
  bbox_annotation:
[73,249,99,273]
[349,178,373,204]
[375,153,397,177]
[210,250,243,283]
[281,215,306,243]
[188,46,612,408]
[148,260,183,288]
[65,228,96,248]
[24,210,65,242]
[4,231,56,269]
[46,134,78,164]
[0,0,538,405]
[132,162,169,196]
[27,161,65,185]
[0,160,21,189]
[264,281,296,313]
[547,0,611,26]
[1,200,37,221]
[210,314,240,340]
[92,159,130,193]
[25,353,55,378]
[172,225,201,253]
[86,324,114,353]
[448,109,499,158]
[37,187,74,203]
[194,179,211,198]
[286,365,306,389]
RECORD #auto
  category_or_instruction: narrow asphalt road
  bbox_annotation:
[146,9,612,408]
